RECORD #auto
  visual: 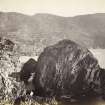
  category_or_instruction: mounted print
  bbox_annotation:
[0,0,105,105]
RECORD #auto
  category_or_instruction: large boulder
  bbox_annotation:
[33,39,102,101]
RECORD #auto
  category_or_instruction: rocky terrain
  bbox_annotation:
[0,37,58,105]
[0,11,105,105]
[0,37,26,104]
[0,38,105,105]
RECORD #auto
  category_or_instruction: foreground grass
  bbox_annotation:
[0,99,58,105]
[1,98,105,105]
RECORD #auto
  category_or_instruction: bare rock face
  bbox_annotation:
[0,37,25,101]
[33,39,101,100]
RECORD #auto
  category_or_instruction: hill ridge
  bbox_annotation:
[0,11,105,55]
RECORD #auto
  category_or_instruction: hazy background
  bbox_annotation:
[0,0,105,68]
[0,0,105,16]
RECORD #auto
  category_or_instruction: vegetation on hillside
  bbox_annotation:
[0,12,105,55]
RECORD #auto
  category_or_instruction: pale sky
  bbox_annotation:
[0,0,105,16]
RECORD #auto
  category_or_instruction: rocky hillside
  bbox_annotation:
[0,37,25,102]
[0,12,105,55]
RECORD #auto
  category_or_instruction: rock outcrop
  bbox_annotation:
[0,37,25,102]
[33,39,101,101]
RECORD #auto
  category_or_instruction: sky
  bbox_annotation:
[0,0,105,17]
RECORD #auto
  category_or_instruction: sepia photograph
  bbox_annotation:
[0,0,105,105]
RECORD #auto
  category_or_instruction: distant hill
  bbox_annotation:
[0,12,105,55]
